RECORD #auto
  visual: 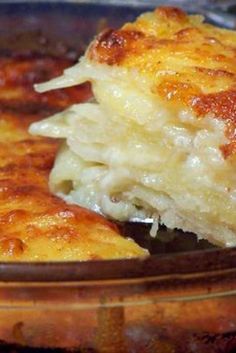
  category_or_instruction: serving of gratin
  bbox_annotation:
[0,55,146,261]
[30,6,236,247]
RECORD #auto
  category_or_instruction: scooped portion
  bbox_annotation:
[0,55,146,261]
[30,6,236,247]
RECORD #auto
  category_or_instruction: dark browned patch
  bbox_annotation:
[220,142,236,159]
[191,90,236,122]
[194,67,235,78]
[89,28,145,65]
[0,237,26,256]
[0,209,29,224]
[155,6,187,22]
[156,79,201,105]
[157,81,236,125]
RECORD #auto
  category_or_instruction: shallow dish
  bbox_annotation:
[0,1,236,352]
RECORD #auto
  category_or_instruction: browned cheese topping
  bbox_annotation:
[89,6,236,158]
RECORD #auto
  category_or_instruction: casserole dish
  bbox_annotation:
[0,1,236,352]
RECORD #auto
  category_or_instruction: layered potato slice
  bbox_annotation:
[31,6,236,246]
[0,55,146,261]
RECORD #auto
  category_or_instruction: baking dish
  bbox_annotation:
[0,1,236,352]
[1,249,236,352]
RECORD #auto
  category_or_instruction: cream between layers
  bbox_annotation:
[30,58,236,247]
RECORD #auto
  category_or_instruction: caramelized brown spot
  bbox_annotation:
[155,6,187,22]
[157,82,236,126]
[89,28,145,65]
[194,67,235,78]
[225,121,236,140]
[220,142,236,159]
[157,80,201,105]
[0,209,28,224]
[0,237,26,256]
[191,90,236,123]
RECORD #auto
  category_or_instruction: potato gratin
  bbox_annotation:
[0,55,146,260]
[31,6,236,247]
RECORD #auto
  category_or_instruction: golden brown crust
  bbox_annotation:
[88,6,236,156]
[0,55,146,261]
[89,28,145,65]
